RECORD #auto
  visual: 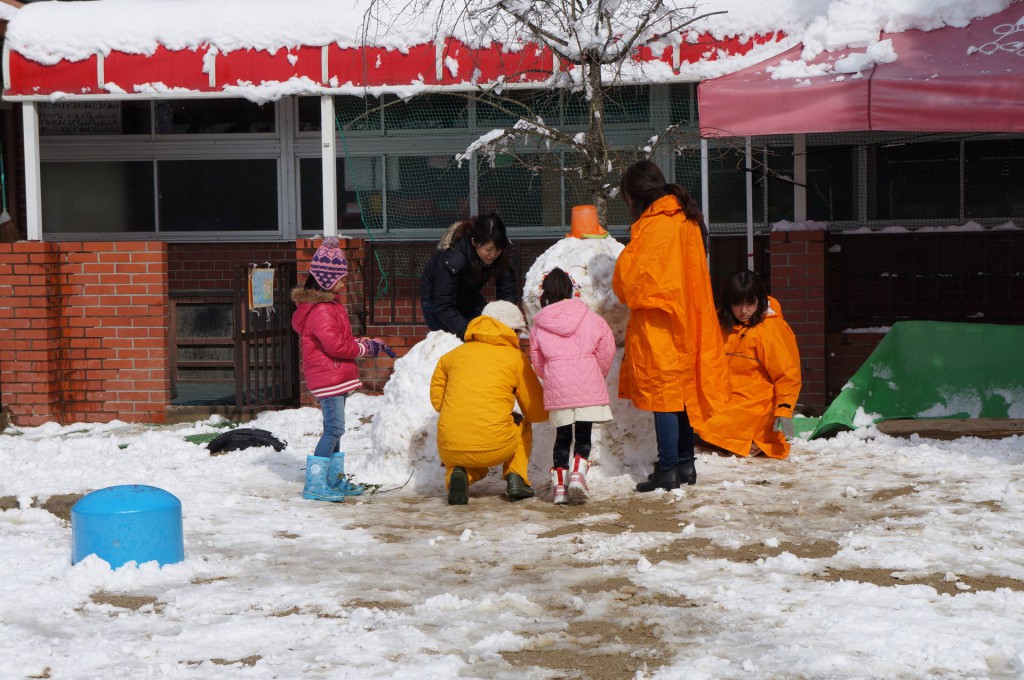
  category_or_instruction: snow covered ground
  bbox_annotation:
[2,397,1023,679]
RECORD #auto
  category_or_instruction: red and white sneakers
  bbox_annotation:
[568,455,590,503]
[550,467,569,505]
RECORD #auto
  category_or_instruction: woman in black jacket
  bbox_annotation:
[420,212,518,339]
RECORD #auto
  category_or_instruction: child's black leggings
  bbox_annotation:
[553,421,593,469]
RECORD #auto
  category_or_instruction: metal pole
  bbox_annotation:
[23,102,42,241]
[745,137,754,271]
[320,95,338,236]
[794,133,807,223]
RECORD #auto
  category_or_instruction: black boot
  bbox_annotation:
[447,467,469,505]
[676,458,697,486]
[636,464,680,493]
[505,472,535,500]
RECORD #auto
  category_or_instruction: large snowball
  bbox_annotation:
[522,236,629,345]
[368,330,462,492]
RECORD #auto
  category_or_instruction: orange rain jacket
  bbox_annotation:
[696,296,802,459]
[612,194,730,426]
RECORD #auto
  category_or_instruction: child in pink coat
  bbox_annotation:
[529,268,616,504]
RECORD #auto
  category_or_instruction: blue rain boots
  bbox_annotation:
[302,455,348,502]
[325,451,366,497]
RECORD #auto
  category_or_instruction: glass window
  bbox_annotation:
[761,146,794,224]
[674,146,704,210]
[965,139,1024,218]
[383,94,468,131]
[869,142,958,220]
[477,155,563,228]
[476,90,560,129]
[158,159,277,231]
[670,83,698,127]
[42,161,155,232]
[563,86,650,127]
[385,155,469,230]
[707,146,764,225]
[807,145,857,222]
[155,99,275,134]
[299,157,369,231]
[298,95,383,133]
[40,101,151,136]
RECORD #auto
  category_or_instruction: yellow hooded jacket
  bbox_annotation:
[430,315,548,457]
[612,194,731,425]
[696,296,802,459]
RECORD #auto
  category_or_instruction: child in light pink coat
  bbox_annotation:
[529,268,616,504]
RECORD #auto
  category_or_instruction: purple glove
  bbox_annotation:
[360,337,396,359]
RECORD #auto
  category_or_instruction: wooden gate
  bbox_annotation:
[233,261,300,411]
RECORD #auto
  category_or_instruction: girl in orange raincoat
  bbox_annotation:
[696,270,802,459]
[613,160,731,492]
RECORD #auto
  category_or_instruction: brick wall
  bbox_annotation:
[168,242,295,293]
[769,230,827,414]
[0,241,170,426]
[827,331,887,402]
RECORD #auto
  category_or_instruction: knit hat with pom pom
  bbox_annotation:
[310,237,349,290]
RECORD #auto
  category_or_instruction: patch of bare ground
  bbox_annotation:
[0,495,18,511]
[275,530,299,539]
[41,494,84,522]
[977,500,1002,511]
[534,497,696,538]
[501,618,663,680]
[89,592,163,612]
[26,669,50,679]
[347,599,407,612]
[869,485,917,502]
[680,539,840,563]
[191,576,229,585]
[502,577,704,679]
[815,568,1024,595]
[210,656,262,666]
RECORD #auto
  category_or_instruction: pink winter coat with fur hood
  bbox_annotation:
[529,298,616,410]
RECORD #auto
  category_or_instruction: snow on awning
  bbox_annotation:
[3,35,784,102]
[0,0,784,102]
[698,2,1024,136]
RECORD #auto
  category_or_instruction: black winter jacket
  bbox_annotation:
[420,233,517,339]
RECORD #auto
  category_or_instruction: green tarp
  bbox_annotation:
[808,321,1024,439]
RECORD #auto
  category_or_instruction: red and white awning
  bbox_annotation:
[3,33,784,101]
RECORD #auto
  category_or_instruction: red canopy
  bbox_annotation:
[2,32,781,100]
[698,2,1024,136]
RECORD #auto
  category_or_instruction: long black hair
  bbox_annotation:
[540,268,575,307]
[718,269,768,329]
[620,159,708,248]
[449,212,512,281]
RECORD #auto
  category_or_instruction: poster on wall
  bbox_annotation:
[249,267,275,310]
[39,102,122,136]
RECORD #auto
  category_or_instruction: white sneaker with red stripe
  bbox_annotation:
[550,468,569,505]
[568,455,590,504]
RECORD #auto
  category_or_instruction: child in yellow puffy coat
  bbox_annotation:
[430,301,548,505]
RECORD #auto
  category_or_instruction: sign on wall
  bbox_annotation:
[40,102,122,136]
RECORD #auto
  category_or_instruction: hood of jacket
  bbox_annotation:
[765,295,785,322]
[437,220,465,251]
[290,286,337,332]
[463,314,521,349]
[532,298,588,338]
[640,194,683,222]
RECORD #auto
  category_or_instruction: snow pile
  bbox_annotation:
[521,235,628,344]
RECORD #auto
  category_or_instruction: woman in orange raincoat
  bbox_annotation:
[696,270,802,459]
[613,160,731,491]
